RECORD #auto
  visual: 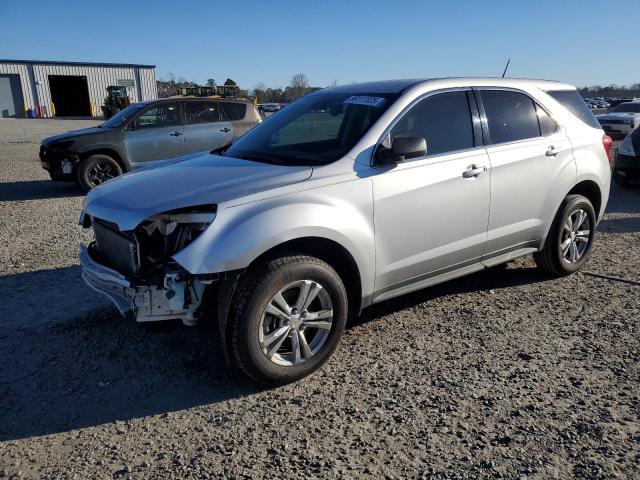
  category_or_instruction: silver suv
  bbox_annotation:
[80,78,612,384]
[40,98,261,191]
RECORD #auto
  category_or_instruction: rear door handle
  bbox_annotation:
[463,164,488,178]
[220,127,231,133]
[169,131,182,136]
[546,146,559,156]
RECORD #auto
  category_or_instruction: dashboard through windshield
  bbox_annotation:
[225,91,398,165]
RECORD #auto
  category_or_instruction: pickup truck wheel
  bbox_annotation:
[534,194,596,276]
[228,255,348,385]
[77,154,122,192]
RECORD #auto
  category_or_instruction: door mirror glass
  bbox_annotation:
[376,135,427,164]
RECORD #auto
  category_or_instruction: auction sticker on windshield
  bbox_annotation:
[344,96,386,107]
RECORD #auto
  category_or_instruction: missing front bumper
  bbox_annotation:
[79,244,206,324]
[80,243,135,315]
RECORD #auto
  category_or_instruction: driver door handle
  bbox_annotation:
[463,164,488,178]
[546,146,560,156]
[220,127,231,133]
[169,131,182,136]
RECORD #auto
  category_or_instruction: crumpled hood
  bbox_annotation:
[84,153,312,230]
[42,127,110,145]
[596,112,640,121]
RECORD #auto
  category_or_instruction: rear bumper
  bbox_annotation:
[79,243,135,315]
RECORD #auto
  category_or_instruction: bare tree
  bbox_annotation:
[252,82,267,102]
[289,73,309,100]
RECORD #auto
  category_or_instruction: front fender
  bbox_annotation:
[172,180,376,299]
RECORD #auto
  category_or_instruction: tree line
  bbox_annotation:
[578,84,640,99]
[157,73,326,103]
[158,74,640,102]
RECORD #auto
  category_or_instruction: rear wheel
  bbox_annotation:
[534,194,596,276]
[76,154,122,192]
[228,255,348,385]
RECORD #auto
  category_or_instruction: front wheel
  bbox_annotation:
[76,154,122,192]
[534,194,596,276]
[227,255,348,385]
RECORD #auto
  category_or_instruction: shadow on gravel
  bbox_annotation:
[0,180,83,201]
[0,267,262,441]
[0,262,548,441]
[357,263,550,326]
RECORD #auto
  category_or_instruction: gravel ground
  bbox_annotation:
[1,119,639,479]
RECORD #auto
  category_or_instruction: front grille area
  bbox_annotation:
[93,220,140,276]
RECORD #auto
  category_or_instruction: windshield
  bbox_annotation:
[225,91,398,165]
[100,103,147,128]
[611,103,640,113]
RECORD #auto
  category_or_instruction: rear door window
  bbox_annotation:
[546,90,601,129]
[220,102,247,121]
[480,90,540,144]
[184,101,221,124]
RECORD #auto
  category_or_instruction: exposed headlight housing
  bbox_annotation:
[142,207,217,236]
[137,205,217,266]
[618,135,637,157]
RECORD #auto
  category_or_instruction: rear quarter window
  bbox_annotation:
[220,102,247,121]
[546,90,601,129]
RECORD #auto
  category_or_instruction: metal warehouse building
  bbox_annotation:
[0,59,157,118]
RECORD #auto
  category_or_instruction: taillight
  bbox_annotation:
[602,134,613,163]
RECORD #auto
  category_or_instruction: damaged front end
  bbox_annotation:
[40,141,79,180]
[79,205,217,325]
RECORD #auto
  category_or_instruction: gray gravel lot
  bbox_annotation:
[0,119,639,479]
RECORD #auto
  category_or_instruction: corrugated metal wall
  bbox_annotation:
[0,61,157,118]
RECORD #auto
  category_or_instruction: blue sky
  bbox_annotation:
[1,0,638,89]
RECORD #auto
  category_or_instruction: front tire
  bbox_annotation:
[76,154,122,192]
[228,255,348,385]
[534,194,596,276]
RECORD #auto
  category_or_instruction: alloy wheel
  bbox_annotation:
[88,161,116,187]
[560,208,591,263]
[259,280,334,366]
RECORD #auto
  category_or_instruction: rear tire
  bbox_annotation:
[534,194,596,276]
[228,255,348,385]
[76,154,122,192]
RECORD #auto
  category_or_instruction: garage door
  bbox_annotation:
[49,75,91,117]
[0,74,25,118]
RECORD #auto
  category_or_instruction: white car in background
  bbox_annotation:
[596,102,640,137]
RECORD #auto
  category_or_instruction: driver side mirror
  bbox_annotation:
[375,135,427,165]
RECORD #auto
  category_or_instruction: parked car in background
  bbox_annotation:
[596,101,640,138]
[40,98,261,191]
[79,77,611,384]
[613,126,640,186]
[607,98,636,108]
